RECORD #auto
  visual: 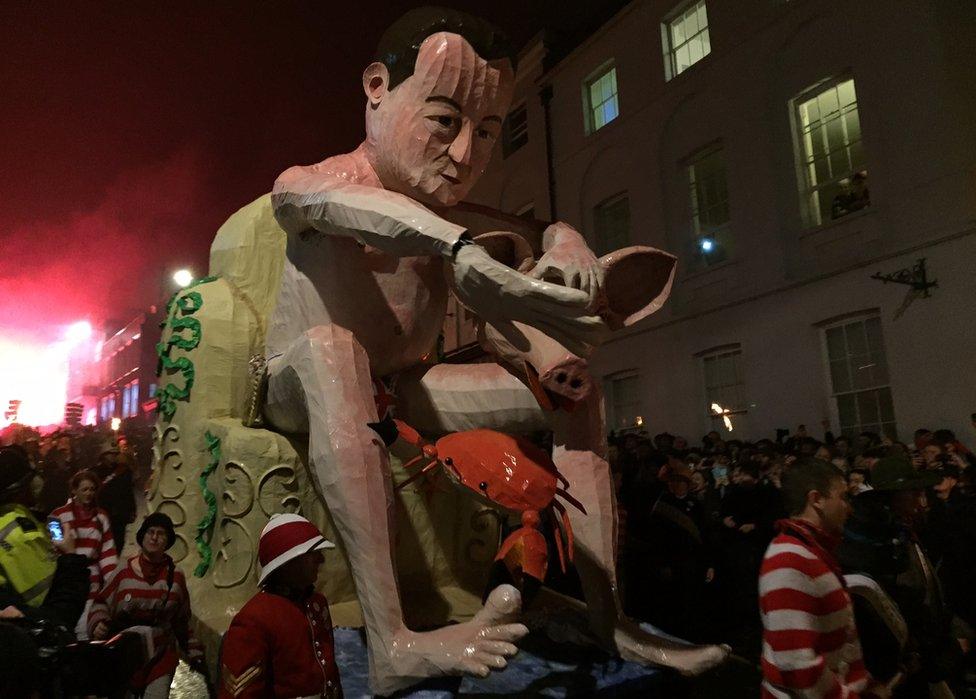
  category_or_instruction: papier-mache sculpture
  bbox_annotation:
[150,6,728,696]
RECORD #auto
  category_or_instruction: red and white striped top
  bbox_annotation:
[759,519,882,699]
[51,499,118,595]
[88,554,204,686]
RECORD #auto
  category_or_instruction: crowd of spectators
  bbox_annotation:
[608,421,976,695]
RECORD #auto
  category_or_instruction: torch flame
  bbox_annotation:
[710,402,734,432]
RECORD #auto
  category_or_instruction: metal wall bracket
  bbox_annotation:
[870,258,938,297]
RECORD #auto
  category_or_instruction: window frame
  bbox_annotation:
[684,141,730,266]
[501,102,529,158]
[791,73,867,228]
[604,370,642,431]
[819,313,896,440]
[582,61,620,135]
[698,345,747,432]
[591,192,631,256]
[662,0,712,81]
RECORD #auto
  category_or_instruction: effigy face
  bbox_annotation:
[363,32,514,206]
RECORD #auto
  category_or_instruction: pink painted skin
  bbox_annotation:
[264,28,725,696]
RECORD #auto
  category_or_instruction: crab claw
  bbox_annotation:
[393,418,424,447]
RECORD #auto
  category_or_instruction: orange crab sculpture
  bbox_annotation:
[392,419,586,594]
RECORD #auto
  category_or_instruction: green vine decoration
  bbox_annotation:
[155,277,217,422]
[194,430,221,577]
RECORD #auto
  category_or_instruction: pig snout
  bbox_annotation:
[538,354,593,404]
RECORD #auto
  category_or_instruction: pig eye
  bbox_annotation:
[479,481,488,491]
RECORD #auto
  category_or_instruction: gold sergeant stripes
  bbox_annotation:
[222,664,262,697]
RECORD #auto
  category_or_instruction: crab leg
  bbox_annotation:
[551,511,568,574]
[555,487,586,516]
[394,460,439,492]
[552,499,575,563]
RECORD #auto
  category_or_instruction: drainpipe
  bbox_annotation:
[539,83,557,220]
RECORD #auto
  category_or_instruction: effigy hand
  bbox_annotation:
[451,243,608,355]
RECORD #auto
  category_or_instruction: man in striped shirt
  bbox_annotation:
[759,457,891,698]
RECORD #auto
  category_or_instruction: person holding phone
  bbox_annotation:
[0,446,89,630]
[50,469,118,638]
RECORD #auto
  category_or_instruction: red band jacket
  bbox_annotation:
[220,587,342,699]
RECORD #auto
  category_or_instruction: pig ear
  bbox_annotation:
[599,246,677,330]
[472,231,535,270]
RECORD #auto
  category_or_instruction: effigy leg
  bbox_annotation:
[264,325,527,695]
[549,391,729,675]
[399,362,727,674]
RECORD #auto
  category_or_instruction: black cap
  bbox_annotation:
[136,512,176,550]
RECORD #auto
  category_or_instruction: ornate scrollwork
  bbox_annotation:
[257,464,302,517]
[158,448,186,500]
[465,508,503,564]
[170,532,190,563]
[155,499,187,527]
[212,518,254,589]
[222,461,254,518]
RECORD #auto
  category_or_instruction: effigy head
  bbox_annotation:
[363,7,516,207]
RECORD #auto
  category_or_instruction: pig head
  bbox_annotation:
[471,234,677,412]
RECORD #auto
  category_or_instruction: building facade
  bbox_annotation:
[93,306,165,427]
[458,0,976,442]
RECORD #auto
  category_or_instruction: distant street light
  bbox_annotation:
[172,269,193,288]
[111,417,121,432]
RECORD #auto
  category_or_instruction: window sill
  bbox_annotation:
[680,257,739,282]
[798,207,875,241]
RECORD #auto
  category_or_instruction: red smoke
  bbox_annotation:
[0,149,208,343]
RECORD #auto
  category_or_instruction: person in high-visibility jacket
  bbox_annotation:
[0,446,88,629]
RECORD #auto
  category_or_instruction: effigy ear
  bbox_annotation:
[598,246,677,331]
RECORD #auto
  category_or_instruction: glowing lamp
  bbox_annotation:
[634,416,644,427]
[173,269,193,288]
[111,417,121,431]
[65,321,92,344]
[699,238,715,253]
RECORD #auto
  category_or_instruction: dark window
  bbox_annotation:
[502,104,528,157]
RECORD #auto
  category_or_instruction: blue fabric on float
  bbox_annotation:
[332,626,669,697]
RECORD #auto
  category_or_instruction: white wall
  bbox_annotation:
[469,0,976,443]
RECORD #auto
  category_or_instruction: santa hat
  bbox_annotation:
[258,513,335,585]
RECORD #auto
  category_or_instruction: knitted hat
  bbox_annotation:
[136,512,177,550]
[258,514,335,585]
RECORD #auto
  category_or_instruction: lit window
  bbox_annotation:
[121,385,131,420]
[502,104,528,158]
[604,372,641,430]
[794,77,868,227]
[663,0,711,80]
[129,380,139,417]
[702,348,746,431]
[584,64,619,133]
[592,193,630,256]
[687,145,729,265]
[823,316,896,439]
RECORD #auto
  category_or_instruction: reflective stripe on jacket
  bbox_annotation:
[0,504,57,607]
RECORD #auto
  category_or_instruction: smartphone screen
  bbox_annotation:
[47,518,64,542]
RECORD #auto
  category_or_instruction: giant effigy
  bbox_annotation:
[149,7,729,695]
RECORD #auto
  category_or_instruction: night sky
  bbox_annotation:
[0,1,596,342]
